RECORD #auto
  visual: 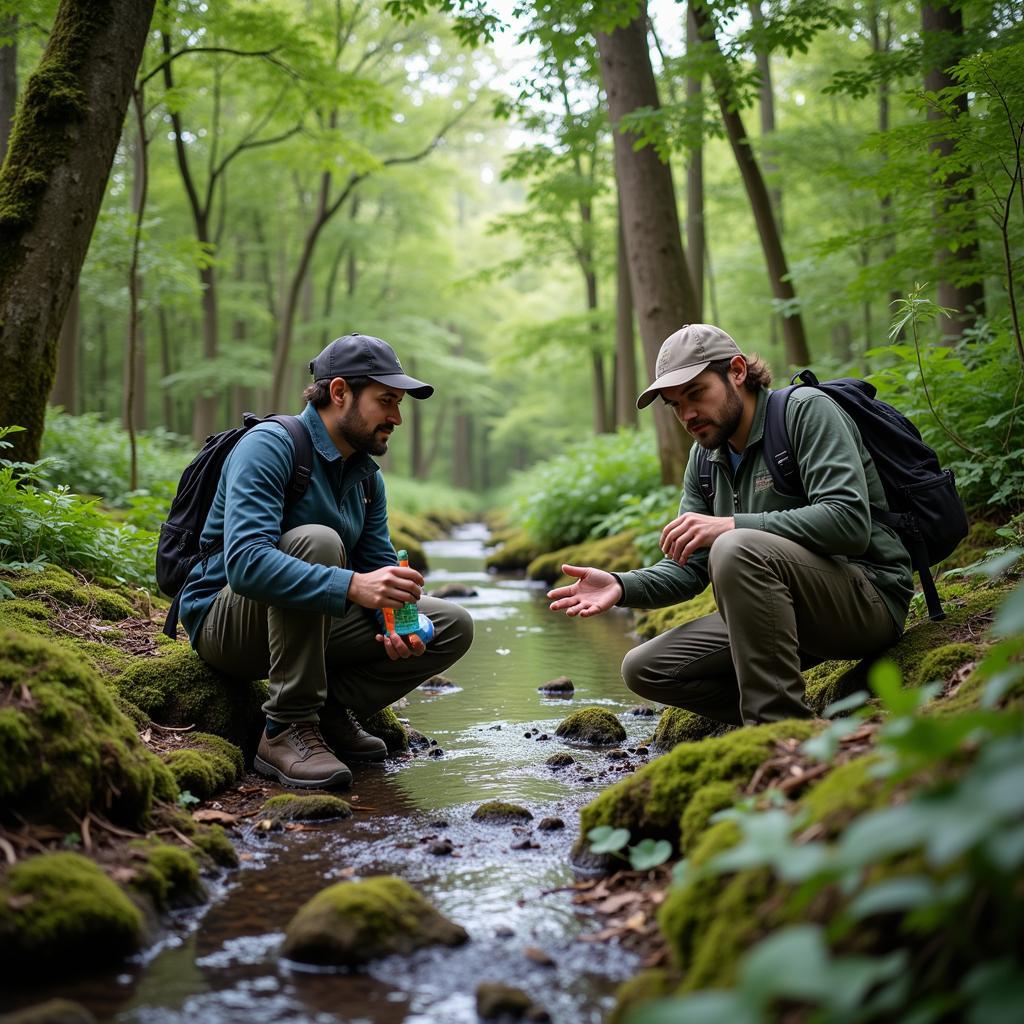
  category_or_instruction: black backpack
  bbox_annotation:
[156,413,313,639]
[696,370,968,621]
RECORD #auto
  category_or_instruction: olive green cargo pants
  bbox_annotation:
[196,524,474,723]
[621,529,901,725]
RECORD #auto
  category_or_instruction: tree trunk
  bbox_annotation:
[124,106,147,440]
[0,12,16,162]
[51,283,79,413]
[0,0,156,461]
[614,207,637,429]
[230,243,254,422]
[585,266,610,433]
[452,403,472,490]
[922,0,985,342]
[596,3,696,484]
[690,3,810,367]
[686,4,705,320]
[158,307,176,432]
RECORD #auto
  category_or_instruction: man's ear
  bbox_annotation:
[730,355,748,387]
[329,377,349,408]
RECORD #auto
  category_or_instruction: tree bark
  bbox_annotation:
[0,0,156,462]
[596,3,696,484]
[690,2,809,366]
[0,12,16,162]
[922,0,985,342]
[51,283,78,413]
[686,4,705,319]
[158,307,177,432]
[614,206,637,429]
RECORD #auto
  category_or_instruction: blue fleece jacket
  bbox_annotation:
[178,403,396,646]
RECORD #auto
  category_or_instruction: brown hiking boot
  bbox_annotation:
[320,707,388,762]
[254,722,352,789]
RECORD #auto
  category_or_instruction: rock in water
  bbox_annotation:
[281,876,467,967]
[537,675,574,695]
[428,583,478,598]
[476,982,548,1021]
[555,706,626,746]
[471,800,534,824]
[651,707,731,751]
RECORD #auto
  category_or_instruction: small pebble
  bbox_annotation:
[607,748,629,760]
[428,747,445,758]
[510,838,541,851]
[429,818,449,829]
[495,925,515,938]
[523,946,555,967]
[537,817,564,832]
[536,733,550,741]
[428,838,455,856]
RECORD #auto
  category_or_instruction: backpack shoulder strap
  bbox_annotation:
[695,447,715,508]
[267,414,313,509]
[762,375,815,499]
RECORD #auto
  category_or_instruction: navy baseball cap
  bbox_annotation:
[309,334,434,399]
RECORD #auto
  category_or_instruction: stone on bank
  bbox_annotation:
[281,875,468,967]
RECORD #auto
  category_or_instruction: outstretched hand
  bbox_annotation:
[547,564,622,618]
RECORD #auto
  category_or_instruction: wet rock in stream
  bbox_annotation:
[476,982,549,1022]
[281,875,468,967]
[471,800,534,824]
[419,673,460,692]
[260,793,352,821]
[537,675,574,696]
[545,752,576,769]
[428,583,478,599]
[0,998,97,1024]
[555,706,626,747]
[537,817,564,831]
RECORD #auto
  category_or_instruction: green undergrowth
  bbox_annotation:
[485,526,544,571]
[612,562,1024,1023]
[526,531,640,585]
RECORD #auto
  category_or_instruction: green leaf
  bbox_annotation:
[630,993,757,1024]
[992,581,1024,638]
[824,691,871,717]
[588,826,630,854]
[847,876,937,919]
[629,838,672,871]
[177,790,200,809]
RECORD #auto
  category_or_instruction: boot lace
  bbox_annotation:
[289,721,333,757]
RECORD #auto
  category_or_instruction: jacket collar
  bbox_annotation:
[706,387,771,463]
[300,402,379,475]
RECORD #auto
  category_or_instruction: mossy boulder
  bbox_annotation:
[1,565,135,621]
[545,751,576,768]
[128,841,206,910]
[163,732,243,800]
[678,780,741,854]
[555,706,626,747]
[652,708,731,752]
[911,641,980,688]
[0,998,97,1023]
[189,823,239,869]
[485,528,543,571]
[114,647,267,752]
[281,875,468,966]
[355,705,408,753]
[0,630,173,828]
[633,585,719,640]
[261,794,352,821]
[575,720,818,862]
[526,531,640,585]
[388,529,427,572]
[471,800,533,824]
[475,982,538,1020]
[388,509,443,543]
[0,853,144,975]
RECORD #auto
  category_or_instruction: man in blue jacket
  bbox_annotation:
[178,334,474,789]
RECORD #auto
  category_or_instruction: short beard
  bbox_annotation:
[693,380,744,450]
[339,407,391,456]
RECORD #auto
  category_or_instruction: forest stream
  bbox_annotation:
[27,524,652,1024]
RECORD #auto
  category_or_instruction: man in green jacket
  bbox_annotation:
[547,324,913,725]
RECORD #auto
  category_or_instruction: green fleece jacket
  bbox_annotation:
[616,387,914,629]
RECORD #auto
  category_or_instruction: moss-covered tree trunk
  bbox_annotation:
[0,0,156,462]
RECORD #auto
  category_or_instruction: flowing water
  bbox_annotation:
[14,525,653,1023]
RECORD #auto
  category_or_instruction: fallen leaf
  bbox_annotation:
[624,911,646,931]
[593,892,641,916]
[192,809,239,826]
[524,946,555,966]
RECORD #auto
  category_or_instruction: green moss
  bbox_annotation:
[190,824,239,869]
[576,720,818,855]
[485,528,544,571]
[356,706,408,753]
[678,780,740,854]
[911,642,980,688]
[526,532,640,585]
[0,630,170,828]
[262,794,352,821]
[0,853,143,975]
[129,842,205,910]
[163,750,224,801]
[0,598,53,635]
[652,708,732,752]
[281,875,468,966]
[471,800,533,824]
[115,648,267,751]
[389,529,428,572]
[633,586,718,640]
[114,693,150,730]
[555,706,627,746]
[801,755,887,832]
[2,565,134,621]
[607,969,679,1024]
[66,639,135,676]
[388,509,443,543]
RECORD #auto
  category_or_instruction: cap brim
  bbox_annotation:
[368,372,434,399]
[635,362,709,409]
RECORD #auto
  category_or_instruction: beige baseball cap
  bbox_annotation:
[636,324,742,409]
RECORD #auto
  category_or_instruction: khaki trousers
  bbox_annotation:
[196,524,474,723]
[621,529,900,725]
